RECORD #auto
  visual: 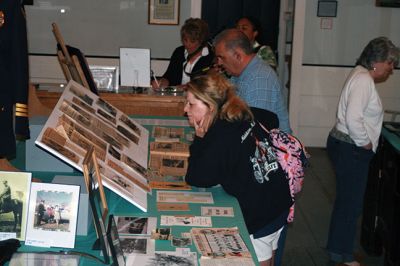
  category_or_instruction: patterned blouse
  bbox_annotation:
[254,41,277,69]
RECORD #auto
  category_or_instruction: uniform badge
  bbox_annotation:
[0,11,4,27]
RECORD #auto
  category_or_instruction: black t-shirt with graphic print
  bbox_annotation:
[185,108,292,234]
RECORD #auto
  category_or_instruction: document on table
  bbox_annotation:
[160,215,212,227]
[201,206,234,217]
[157,191,214,204]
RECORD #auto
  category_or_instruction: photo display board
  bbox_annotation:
[35,80,150,211]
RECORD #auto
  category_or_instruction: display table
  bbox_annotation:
[34,89,186,116]
[9,116,258,265]
[361,127,400,265]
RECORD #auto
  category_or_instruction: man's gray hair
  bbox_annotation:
[213,29,253,55]
[356,37,400,69]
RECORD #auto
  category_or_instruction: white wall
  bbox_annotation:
[25,0,191,58]
[28,0,202,85]
[303,0,400,65]
[290,0,400,147]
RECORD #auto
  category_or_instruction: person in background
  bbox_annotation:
[326,37,399,266]
[0,180,11,211]
[151,18,214,90]
[36,200,45,226]
[213,29,291,133]
[0,0,30,171]
[184,73,292,266]
[236,16,277,70]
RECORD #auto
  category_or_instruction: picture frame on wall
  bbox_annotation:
[376,0,400,7]
[148,0,180,25]
[317,1,338,17]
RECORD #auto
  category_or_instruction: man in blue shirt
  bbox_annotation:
[213,29,291,133]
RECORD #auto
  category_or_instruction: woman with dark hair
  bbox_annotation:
[326,37,399,266]
[236,16,277,69]
[151,18,214,89]
[184,73,292,266]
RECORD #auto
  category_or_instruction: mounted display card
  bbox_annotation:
[157,191,214,204]
[0,171,32,241]
[120,48,151,88]
[35,80,150,212]
[191,227,252,259]
[25,182,80,248]
[160,215,212,227]
[201,206,234,217]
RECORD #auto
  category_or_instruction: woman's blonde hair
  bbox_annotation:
[186,73,253,123]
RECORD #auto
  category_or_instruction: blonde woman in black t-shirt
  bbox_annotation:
[184,73,292,266]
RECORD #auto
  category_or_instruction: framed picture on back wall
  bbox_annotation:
[376,0,400,7]
[148,0,180,25]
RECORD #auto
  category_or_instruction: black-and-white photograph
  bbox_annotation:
[150,228,172,240]
[126,252,197,266]
[0,172,32,240]
[120,237,149,255]
[163,158,185,168]
[171,236,192,247]
[115,216,156,236]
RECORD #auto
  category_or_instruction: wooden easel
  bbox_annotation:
[51,23,91,91]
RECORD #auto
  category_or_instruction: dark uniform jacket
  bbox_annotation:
[162,45,214,86]
[0,0,30,158]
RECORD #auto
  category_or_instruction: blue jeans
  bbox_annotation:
[326,135,374,263]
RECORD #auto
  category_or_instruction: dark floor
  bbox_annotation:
[282,148,384,266]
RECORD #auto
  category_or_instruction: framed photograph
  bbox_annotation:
[25,182,80,248]
[83,146,108,223]
[35,80,150,212]
[317,1,338,17]
[107,214,126,266]
[0,171,31,241]
[148,0,180,25]
[89,65,119,93]
[376,0,400,7]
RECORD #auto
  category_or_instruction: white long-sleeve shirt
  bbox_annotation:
[335,65,383,152]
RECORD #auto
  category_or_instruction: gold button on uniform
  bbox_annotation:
[0,11,4,27]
